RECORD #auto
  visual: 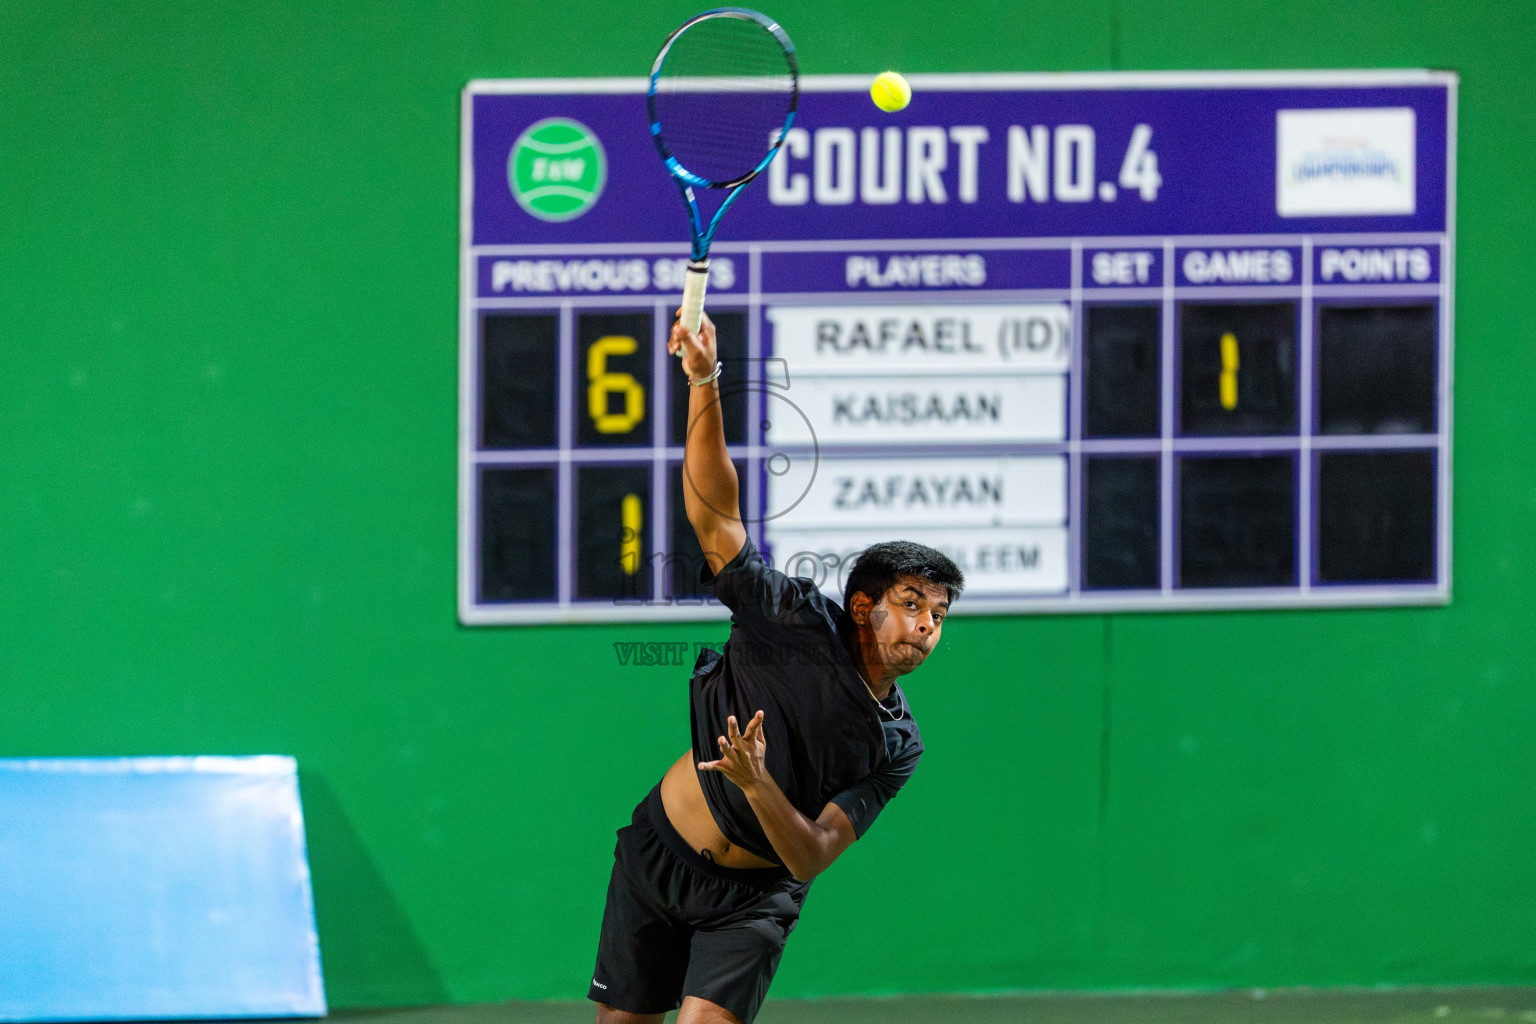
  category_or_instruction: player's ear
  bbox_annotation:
[847,589,872,624]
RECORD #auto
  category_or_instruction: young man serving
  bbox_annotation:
[588,313,964,1024]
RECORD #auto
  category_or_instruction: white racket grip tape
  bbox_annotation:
[680,259,709,339]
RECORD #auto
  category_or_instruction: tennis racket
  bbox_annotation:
[648,8,798,337]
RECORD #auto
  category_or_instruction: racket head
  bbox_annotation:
[648,8,799,191]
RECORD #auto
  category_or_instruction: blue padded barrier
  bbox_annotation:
[0,756,326,1021]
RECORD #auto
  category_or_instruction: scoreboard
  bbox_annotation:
[459,71,1456,624]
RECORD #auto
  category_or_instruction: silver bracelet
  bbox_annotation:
[688,361,723,387]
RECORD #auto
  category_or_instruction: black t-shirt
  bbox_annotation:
[691,536,924,864]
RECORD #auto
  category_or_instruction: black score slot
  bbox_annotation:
[670,310,748,446]
[1317,451,1435,583]
[667,459,749,602]
[1179,303,1297,436]
[478,467,557,602]
[575,464,652,602]
[1178,455,1296,588]
[1084,305,1161,438]
[481,313,558,449]
[575,312,653,448]
[1083,456,1160,590]
[1317,304,1436,435]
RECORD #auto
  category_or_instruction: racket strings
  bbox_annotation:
[653,14,795,186]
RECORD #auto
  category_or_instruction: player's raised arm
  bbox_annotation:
[670,311,748,571]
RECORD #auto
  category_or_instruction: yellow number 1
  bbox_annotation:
[587,335,646,434]
[1219,332,1239,411]
[620,493,642,576]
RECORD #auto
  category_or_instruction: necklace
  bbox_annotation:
[858,672,905,721]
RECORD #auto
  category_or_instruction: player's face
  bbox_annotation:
[870,576,950,674]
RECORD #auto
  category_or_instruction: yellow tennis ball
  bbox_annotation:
[870,71,911,113]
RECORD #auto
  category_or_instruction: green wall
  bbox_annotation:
[3,0,1533,1008]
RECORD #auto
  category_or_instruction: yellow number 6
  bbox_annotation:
[587,335,645,434]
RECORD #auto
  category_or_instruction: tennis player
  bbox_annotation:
[588,312,965,1024]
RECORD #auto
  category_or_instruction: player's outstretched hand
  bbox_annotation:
[669,309,718,382]
[697,711,766,793]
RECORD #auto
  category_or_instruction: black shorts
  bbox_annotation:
[588,785,811,1024]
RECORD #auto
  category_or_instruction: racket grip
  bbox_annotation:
[680,259,709,338]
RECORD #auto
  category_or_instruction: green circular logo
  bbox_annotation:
[508,117,607,222]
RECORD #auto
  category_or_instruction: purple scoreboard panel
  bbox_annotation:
[459,72,1457,624]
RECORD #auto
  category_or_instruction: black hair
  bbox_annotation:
[843,540,965,610]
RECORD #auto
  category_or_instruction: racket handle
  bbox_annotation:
[680,259,709,338]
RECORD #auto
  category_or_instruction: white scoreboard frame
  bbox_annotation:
[458,70,1457,625]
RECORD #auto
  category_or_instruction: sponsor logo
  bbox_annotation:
[1276,108,1416,217]
[1291,147,1402,184]
[592,979,608,990]
[508,117,607,222]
